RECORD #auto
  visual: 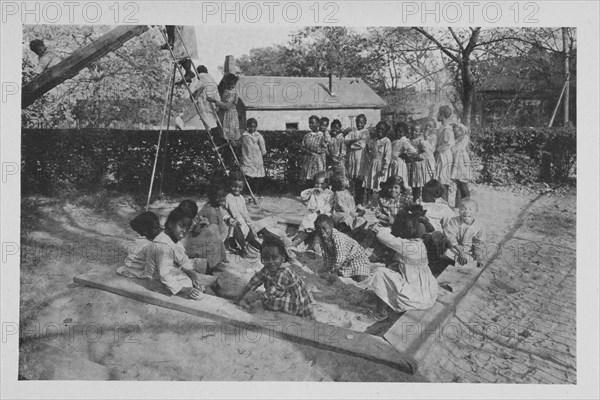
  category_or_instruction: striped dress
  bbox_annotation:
[301,131,327,180]
[220,88,240,142]
[327,133,347,178]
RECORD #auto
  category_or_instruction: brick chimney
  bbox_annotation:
[224,55,235,74]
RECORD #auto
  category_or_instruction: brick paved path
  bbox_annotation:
[418,194,576,383]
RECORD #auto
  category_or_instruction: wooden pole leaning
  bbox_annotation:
[145,65,177,210]
[158,28,229,174]
[173,26,259,205]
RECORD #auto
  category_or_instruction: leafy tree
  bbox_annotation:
[22,25,178,128]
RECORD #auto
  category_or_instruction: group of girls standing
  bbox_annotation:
[300,107,473,208]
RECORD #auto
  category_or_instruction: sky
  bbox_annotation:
[192,26,295,78]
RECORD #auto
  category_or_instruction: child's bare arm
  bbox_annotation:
[234,285,251,304]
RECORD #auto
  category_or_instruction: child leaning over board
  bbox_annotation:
[443,197,486,268]
[235,237,314,319]
[145,207,216,299]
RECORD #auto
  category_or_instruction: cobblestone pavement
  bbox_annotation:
[418,193,576,383]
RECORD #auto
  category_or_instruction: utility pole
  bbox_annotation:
[562,27,570,126]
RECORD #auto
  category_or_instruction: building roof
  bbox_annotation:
[236,76,386,110]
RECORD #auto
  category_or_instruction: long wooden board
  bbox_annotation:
[383,263,482,365]
[74,270,415,374]
[22,25,149,108]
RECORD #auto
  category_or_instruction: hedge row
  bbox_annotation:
[22,126,575,195]
[470,126,576,185]
[21,129,305,195]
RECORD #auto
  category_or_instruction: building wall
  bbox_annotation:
[242,108,382,131]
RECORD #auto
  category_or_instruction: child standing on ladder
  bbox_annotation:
[209,73,241,146]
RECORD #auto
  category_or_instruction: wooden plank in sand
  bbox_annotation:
[383,263,482,368]
[74,270,415,374]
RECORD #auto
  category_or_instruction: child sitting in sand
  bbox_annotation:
[292,171,334,248]
[235,237,314,319]
[421,179,455,232]
[117,211,161,279]
[443,198,486,268]
[362,206,439,322]
[314,214,371,283]
[180,191,228,273]
[330,174,367,234]
[376,176,413,227]
[224,173,263,258]
[145,207,216,299]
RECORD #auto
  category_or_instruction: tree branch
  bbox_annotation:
[413,27,460,63]
[464,27,481,54]
[448,28,465,51]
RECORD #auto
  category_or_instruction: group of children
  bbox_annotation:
[115,105,482,323]
[298,107,474,210]
[120,167,485,324]
[118,172,315,319]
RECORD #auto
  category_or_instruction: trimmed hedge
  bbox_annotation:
[21,129,305,195]
[470,126,576,185]
[22,126,575,196]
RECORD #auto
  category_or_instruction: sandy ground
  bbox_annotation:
[18,183,572,381]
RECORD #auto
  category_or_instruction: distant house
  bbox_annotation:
[472,47,576,127]
[235,76,386,131]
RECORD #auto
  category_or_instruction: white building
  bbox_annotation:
[235,75,386,131]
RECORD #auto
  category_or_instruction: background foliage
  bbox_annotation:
[22,127,575,197]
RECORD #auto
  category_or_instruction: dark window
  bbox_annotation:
[286,122,299,130]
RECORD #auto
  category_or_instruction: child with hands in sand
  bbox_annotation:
[234,238,314,318]
[145,207,214,300]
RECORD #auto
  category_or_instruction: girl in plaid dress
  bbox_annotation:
[235,238,314,319]
[376,176,413,227]
[327,119,347,179]
[301,115,328,181]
